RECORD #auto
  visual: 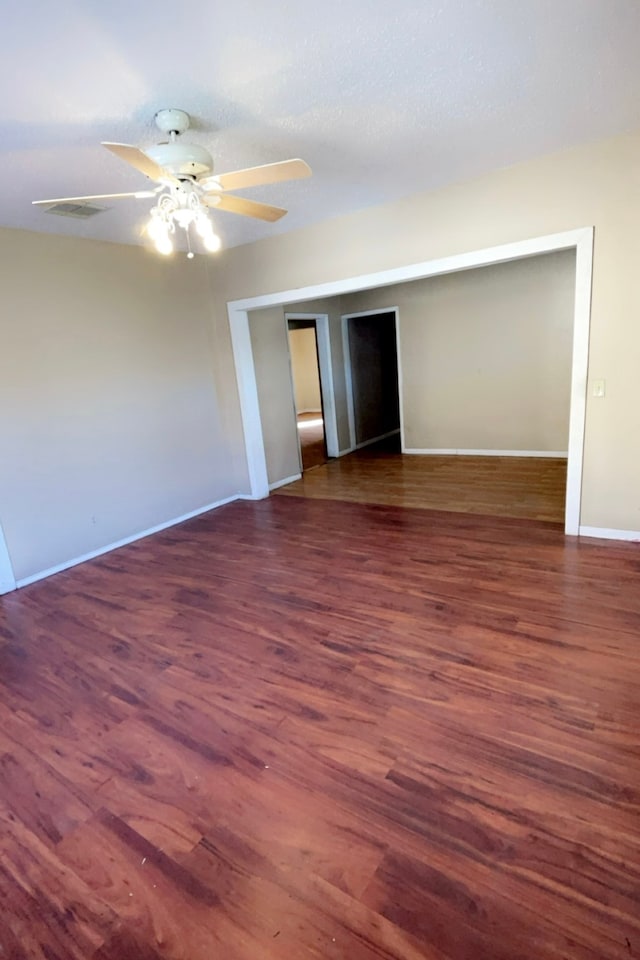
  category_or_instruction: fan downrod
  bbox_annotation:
[154,109,190,137]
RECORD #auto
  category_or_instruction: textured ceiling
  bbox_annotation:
[4,0,640,251]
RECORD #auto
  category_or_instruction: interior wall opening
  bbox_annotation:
[229,228,593,535]
[342,309,401,453]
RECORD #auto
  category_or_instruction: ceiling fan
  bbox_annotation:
[32,109,312,256]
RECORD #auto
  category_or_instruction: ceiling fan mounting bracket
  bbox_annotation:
[154,108,190,136]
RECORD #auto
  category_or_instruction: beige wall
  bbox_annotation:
[0,227,234,582]
[2,128,640,587]
[249,306,300,485]
[208,130,640,531]
[341,251,575,451]
[288,327,322,413]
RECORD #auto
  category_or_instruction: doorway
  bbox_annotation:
[228,228,593,535]
[342,309,401,451]
[285,313,340,473]
[287,317,327,470]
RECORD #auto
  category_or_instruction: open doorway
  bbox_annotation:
[278,257,573,521]
[287,317,327,470]
[231,228,593,534]
[248,253,573,521]
[342,309,401,452]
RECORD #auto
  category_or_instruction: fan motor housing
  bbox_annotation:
[145,142,213,178]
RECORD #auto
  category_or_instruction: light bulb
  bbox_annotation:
[195,212,212,240]
[147,215,162,240]
[173,209,192,228]
[155,233,173,256]
[202,231,221,253]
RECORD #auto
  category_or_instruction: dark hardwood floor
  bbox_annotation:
[1,495,639,959]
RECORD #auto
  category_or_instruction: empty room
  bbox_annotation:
[1,3,639,959]
[257,251,575,523]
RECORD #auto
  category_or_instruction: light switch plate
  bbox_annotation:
[593,379,606,398]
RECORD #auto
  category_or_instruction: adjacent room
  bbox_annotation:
[254,250,575,523]
[1,3,640,959]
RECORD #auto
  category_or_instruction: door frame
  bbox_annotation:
[227,227,594,535]
[285,313,339,459]
[341,307,402,452]
[0,519,16,595]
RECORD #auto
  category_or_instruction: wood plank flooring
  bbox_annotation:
[297,412,327,471]
[1,496,639,959]
[276,445,568,522]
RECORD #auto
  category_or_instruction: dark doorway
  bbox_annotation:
[344,310,401,449]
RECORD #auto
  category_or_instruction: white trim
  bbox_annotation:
[228,230,589,312]
[283,316,303,476]
[228,308,270,499]
[403,449,569,457]
[341,316,357,450]
[296,408,322,415]
[227,227,594,537]
[269,473,302,491]
[565,232,594,536]
[395,310,406,453]
[341,307,401,320]
[16,496,239,589]
[578,526,640,542]
[285,313,339,459]
[0,520,16,595]
[314,316,339,460]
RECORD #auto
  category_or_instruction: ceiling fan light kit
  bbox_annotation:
[145,181,221,257]
[32,109,312,258]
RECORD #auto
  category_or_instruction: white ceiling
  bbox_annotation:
[5,0,640,251]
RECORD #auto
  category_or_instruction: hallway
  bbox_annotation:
[297,412,327,471]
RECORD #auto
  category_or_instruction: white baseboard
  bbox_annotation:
[402,448,569,458]
[296,409,322,416]
[15,495,240,589]
[269,473,302,491]
[579,526,640,542]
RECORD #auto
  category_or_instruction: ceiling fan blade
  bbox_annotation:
[204,193,288,222]
[101,142,176,183]
[33,189,158,206]
[210,159,311,192]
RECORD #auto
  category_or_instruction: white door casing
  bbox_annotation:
[0,519,16,594]
[285,313,339,459]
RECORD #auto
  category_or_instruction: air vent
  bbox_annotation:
[44,202,106,219]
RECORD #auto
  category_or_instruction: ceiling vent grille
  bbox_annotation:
[44,202,106,218]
